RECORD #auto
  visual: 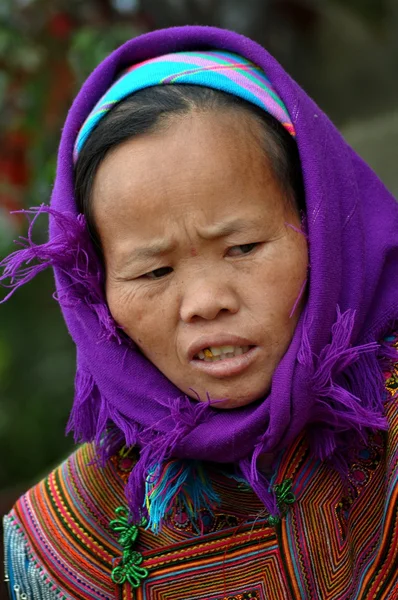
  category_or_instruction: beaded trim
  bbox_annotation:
[3,514,67,599]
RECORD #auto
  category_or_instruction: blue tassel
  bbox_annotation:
[144,459,221,534]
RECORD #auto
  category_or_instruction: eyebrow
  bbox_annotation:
[130,239,177,260]
[196,218,250,240]
[122,218,252,266]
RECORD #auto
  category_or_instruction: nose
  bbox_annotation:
[179,274,240,323]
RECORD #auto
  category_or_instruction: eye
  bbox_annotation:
[227,243,259,257]
[145,266,173,280]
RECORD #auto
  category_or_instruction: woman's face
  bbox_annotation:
[92,110,308,409]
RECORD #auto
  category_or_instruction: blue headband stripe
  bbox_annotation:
[74,50,295,161]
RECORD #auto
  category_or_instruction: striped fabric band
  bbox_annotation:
[73,50,295,161]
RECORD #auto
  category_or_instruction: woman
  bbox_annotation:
[2,25,398,600]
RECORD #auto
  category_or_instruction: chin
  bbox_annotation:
[210,396,262,410]
[187,383,270,410]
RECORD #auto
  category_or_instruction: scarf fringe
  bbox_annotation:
[297,307,388,463]
[144,459,220,534]
[0,205,120,343]
[124,397,212,523]
[246,307,390,499]
[69,368,281,526]
[238,457,278,516]
[379,334,398,371]
[67,365,140,457]
[67,362,215,525]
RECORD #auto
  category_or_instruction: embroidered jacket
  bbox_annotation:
[3,350,398,600]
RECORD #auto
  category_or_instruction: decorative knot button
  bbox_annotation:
[109,506,149,588]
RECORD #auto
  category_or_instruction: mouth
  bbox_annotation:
[195,344,253,361]
[190,342,259,379]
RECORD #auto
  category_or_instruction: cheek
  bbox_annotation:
[105,283,145,335]
[279,231,308,283]
[248,241,308,326]
[106,283,174,350]
[276,245,308,331]
[259,253,306,297]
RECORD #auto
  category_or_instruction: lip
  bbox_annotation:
[187,334,258,379]
[187,334,256,361]
[190,345,259,379]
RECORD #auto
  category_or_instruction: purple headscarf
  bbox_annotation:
[2,26,398,521]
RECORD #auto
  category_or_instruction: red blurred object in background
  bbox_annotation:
[0,129,30,226]
[48,12,74,40]
[0,130,29,188]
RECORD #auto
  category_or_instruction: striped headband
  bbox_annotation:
[73,50,295,162]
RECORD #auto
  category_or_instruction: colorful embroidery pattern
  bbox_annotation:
[335,431,385,537]
[3,339,398,599]
[384,334,398,397]
[215,593,260,600]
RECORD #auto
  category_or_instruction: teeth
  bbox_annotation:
[209,347,221,356]
[211,345,234,355]
[196,345,251,361]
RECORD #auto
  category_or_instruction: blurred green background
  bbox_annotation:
[1,0,398,502]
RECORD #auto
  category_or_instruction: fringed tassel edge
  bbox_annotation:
[296,307,388,461]
[124,397,213,524]
[3,514,66,600]
[144,459,221,534]
[247,309,395,501]
[0,205,121,343]
[67,363,218,529]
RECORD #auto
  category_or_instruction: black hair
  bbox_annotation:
[74,84,305,251]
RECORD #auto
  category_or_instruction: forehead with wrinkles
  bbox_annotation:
[92,109,289,270]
